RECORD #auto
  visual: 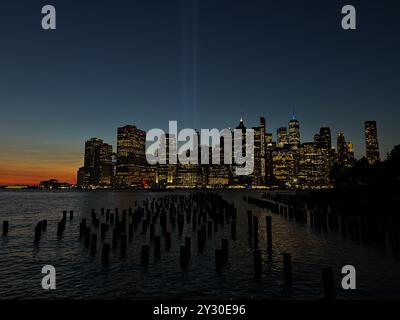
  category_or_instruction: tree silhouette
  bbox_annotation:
[331,144,400,191]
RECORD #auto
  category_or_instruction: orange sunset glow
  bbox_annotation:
[0,165,78,185]
[0,144,81,186]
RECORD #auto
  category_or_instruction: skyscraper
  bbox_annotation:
[347,141,355,165]
[259,116,266,132]
[232,118,251,184]
[337,132,347,165]
[156,134,177,185]
[99,143,113,185]
[314,133,320,145]
[116,125,148,187]
[252,119,266,186]
[272,148,296,187]
[264,132,274,185]
[77,138,113,187]
[298,142,330,187]
[365,121,380,165]
[277,127,289,148]
[317,127,332,150]
[288,118,300,149]
[259,116,266,177]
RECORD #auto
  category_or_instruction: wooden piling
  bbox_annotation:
[253,249,262,277]
[165,232,171,250]
[253,217,259,249]
[102,243,110,264]
[141,245,150,266]
[178,215,184,236]
[120,234,127,256]
[84,227,91,247]
[192,212,197,231]
[90,234,97,255]
[266,216,272,255]
[185,237,191,258]
[247,211,253,236]
[180,246,189,268]
[321,267,336,300]
[215,249,223,273]
[150,223,155,240]
[112,228,118,248]
[221,239,229,263]
[207,221,212,238]
[142,220,148,234]
[57,221,63,237]
[34,222,42,244]
[197,229,206,253]
[154,236,161,259]
[283,253,292,285]
[128,223,133,239]
[101,223,107,239]
[231,221,236,240]
[2,221,9,236]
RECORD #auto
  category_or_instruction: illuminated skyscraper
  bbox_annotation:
[335,132,355,166]
[277,127,289,148]
[235,118,247,152]
[298,142,330,187]
[251,117,266,186]
[259,116,266,173]
[116,125,148,187]
[337,132,347,165]
[288,118,300,149]
[260,117,266,132]
[264,132,274,185]
[317,127,332,150]
[117,125,146,165]
[77,138,112,187]
[206,134,232,186]
[156,134,177,185]
[111,152,117,182]
[272,147,296,187]
[365,121,380,165]
[99,143,113,185]
[176,132,204,188]
[314,133,320,145]
[232,118,251,185]
[347,141,355,164]
[265,133,273,147]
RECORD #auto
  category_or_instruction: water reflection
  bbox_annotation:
[0,189,399,300]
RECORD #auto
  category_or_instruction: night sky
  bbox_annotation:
[0,0,399,184]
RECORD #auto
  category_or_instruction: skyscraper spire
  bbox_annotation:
[236,118,246,131]
[291,108,296,120]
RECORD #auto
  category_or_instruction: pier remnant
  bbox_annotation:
[2,221,9,236]
[322,267,336,300]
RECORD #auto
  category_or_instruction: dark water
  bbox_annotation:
[0,190,399,300]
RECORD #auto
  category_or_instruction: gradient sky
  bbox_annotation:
[0,0,399,185]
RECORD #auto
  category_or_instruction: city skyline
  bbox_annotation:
[1,0,400,185]
[0,114,390,186]
[0,113,385,186]
[74,117,378,189]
